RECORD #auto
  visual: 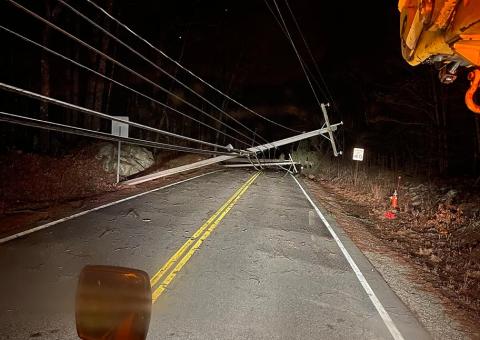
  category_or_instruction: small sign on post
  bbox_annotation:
[352,147,364,186]
[111,117,129,138]
[111,117,129,184]
[352,147,364,162]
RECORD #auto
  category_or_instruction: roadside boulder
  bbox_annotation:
[96,143,154,177]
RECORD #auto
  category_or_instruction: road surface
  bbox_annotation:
[0,170,430,339]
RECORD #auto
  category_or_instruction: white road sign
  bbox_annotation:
[353,148,364,161]
[111,116,129,137]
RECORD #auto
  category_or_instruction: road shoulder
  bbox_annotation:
[303,176,478,339]
[292,175,431,340]
[0,168,222,243]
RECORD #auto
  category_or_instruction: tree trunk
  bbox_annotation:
[214,73,237,150]
[92,0,114,131]
[431,71,448,174]
[66,25,81,142]
[104,22,119,118]
[38,3,52,152]
[38,3,62,152]
[440,86,448,173]
[157,34,187,144]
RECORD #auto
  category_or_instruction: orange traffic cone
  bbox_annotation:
[385,190,398,220]
[390,190,398,210]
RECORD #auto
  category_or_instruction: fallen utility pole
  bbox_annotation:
[223,161,301,168]
[124,121,343,185]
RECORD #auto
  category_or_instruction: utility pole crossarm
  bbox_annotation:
[321,103,342,157]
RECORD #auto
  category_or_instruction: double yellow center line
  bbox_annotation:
[150,171,261,303]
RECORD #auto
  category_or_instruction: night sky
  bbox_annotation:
[111,0,401,111]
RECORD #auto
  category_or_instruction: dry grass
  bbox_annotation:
[295,146,480,322]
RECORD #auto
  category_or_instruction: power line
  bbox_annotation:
[263,0,330,104]
[283,0,337,110]
[82,0,302,134]
[55,0,270,147]
[5,0,258,149]
[265,0,343,155]
[281,0,344,153]
[0,112,237,157]
[269,0,326,113]
[0,82,245,153]
[0,24,253,153]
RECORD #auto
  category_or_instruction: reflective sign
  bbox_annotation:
[112,116,129,137]
[353,148,364,161]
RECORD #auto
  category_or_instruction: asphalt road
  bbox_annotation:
[0,170,431,339]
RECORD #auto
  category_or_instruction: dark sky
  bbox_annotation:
[115,0,401,92]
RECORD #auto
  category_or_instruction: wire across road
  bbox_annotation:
[0,112,238,157]
[4,0,261,150]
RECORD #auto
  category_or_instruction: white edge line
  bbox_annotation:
[291,175,405,340]
[0,170,222,245]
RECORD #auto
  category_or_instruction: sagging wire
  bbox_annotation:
[282,0,345,155]
[55,0,270,150]
[0,112,239,157]
[265,0,345,155]
[82,0,303,134]
[0,82,243,153]
[269,0,328,112]
[0,24,258,153]
[4,0,259,150]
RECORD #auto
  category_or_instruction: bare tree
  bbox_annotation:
[39,1,62,152]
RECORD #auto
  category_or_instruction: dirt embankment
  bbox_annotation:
[0,145,211,238]
[304,173,480,337]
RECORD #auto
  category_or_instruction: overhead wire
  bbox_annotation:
[269,0,327,112]
[0,112,238,157]
[0,24,253,153]
[266,0,344,154]
[283,0,336,106]
[81,0,302,134]
[263,0,330,104]
[4,0,259,150]
[55,0,270,148]
[282,0,344,153]
[0,82,244,153]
